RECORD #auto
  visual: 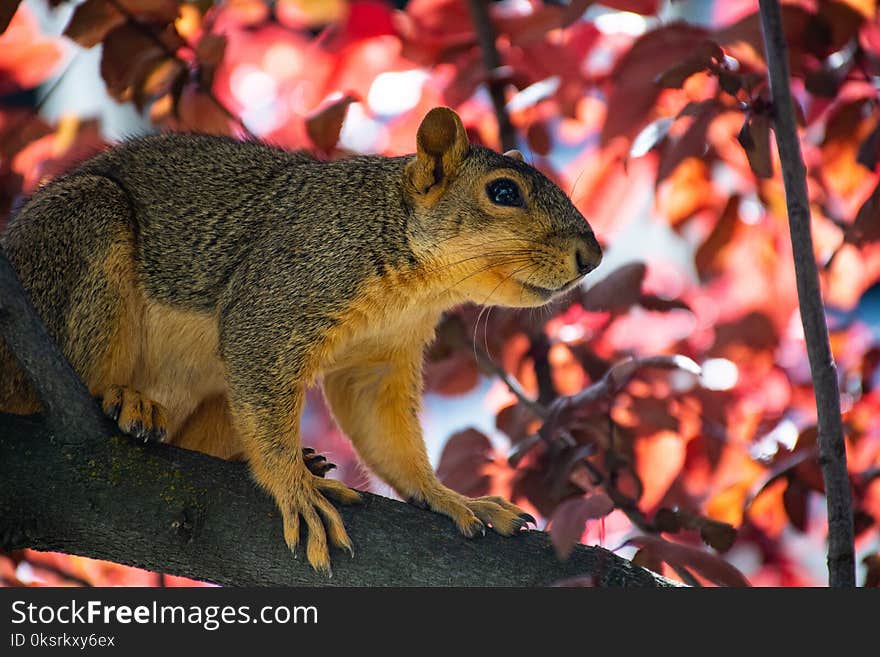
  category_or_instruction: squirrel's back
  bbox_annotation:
[5,133,416,313]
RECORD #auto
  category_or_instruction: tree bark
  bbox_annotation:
[0,412,672,587]
[758,0,855,587]
[0,248,109,439]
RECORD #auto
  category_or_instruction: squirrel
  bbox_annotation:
[0,107,602,573]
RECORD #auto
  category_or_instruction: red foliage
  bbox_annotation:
[1,0,880,587]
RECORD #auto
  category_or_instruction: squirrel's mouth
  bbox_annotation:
[519,275,583,301]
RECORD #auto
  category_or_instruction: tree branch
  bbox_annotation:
[758,0,855,587]
[0,247,108,439]
[0,412,673,587]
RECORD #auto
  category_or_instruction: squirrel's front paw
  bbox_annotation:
[281,475,362,575]
[410,488,535,537]
[101,384,168,443]
[302,447,336,477]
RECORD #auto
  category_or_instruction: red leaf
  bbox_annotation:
[715,6,812,70]
[637,294,691,312]
[657,100,720,184]
[99,23,184,102]
[319,0,396,52]
[495,402,532,444]
[423,349,481,396]
[782,476,809,532]
[626,397,680,435]
[600,0,659,15]
[0,1,22,35]
[550,493,615,559]
[695,195,741,279]
[712,311,779,352]
[197,33,227,67]
[847,180,880,246]
[655,40,724,89]
[737,112,773,179]
[0,6,63,92]
[699,520,737,552]
[580,262,646,312]
[623,535,750,587]
[437,428,493,497]
[63,0,124,48]
[632,548,665,575]
[629,117,673,159]
[165,84,234,135]
[863,553,880,588]
[526,122,551,157]
[305,94,357,153]
[63,0,178,48]
[601,22,710,145]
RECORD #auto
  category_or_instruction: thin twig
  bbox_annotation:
[528,327,558,404]
[467,0,517,151]
[758,0,855,587]
[470,345,696,533]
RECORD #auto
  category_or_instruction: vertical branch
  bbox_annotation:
[467,1,559,403]
[466,0,517,151]
[758,0,855,587]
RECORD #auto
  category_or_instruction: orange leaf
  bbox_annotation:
[305,95,357,153]
[695,195,741,279]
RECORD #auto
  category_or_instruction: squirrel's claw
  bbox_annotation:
[101,384,168,444]
[281,473,361,575]
[303,449,336,477]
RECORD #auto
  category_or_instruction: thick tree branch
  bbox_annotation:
[758,0,855,586]
[0,248,109,439]
[0,412,673,587]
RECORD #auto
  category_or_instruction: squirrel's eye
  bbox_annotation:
[486,178,523,207]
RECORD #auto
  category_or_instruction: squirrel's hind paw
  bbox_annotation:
[101,384,168,443]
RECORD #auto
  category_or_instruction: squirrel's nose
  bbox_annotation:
[573,233,602,276]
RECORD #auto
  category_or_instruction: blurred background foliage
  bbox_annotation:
[1,0,879,587]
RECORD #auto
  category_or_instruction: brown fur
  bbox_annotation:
[0,107,602,573]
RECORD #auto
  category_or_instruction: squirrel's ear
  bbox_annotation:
[407,107,469,195]
[504,149,525,162]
